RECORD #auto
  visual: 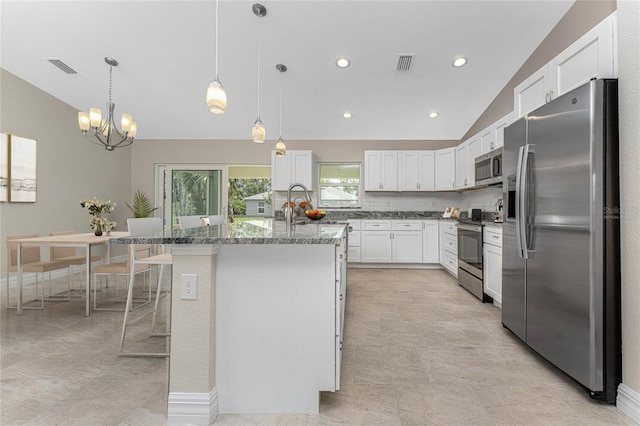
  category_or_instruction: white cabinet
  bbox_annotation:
[483,226,503,305]
[455,136,480,189]
[514,12,617,118]
[434,148,456,191]
[479,112,514,155]
[271,150,317,191]
[346,220,362,263]
[364,151,398,191]
[439,221,457,276]
[335,237,347,389]
[422,220,439,263]
[361,220,423,263]
[398,151,435,191]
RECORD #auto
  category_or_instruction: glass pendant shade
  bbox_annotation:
[89,108,102,127]
[207,77,227,114]
[121,114,132,132]
[275,137,286,156]
[129,122,138,138]
[78,112,90,131]
[252,117,266,143]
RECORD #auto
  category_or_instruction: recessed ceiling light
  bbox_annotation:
[342,112,352,119]
[452,56,467,67]
[428,112,439,118]
[336,58,350,68]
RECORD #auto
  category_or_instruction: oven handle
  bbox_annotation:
[457,223,482,233]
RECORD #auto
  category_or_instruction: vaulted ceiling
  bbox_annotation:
[0,0,574,141]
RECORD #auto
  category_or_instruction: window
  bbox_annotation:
[319,163,361,208]
[257,201,265,214]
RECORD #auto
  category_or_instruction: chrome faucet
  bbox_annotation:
[285,183,312,231]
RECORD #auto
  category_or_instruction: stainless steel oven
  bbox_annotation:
[457,221,489,302]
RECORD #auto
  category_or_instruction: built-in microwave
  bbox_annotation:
[475,147,503,186]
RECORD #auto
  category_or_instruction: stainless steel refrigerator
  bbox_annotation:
[502,79,621,403]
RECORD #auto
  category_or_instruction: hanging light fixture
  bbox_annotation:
[78,57,137,151]
[206,0,227,114]
[275,64,287,157]
[251,3,267,143]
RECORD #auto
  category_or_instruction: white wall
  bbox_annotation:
[617,0,640,411]
[0,69,132,278]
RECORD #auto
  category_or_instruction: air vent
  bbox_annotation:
[45,58,77,74]
[396,54,415,72]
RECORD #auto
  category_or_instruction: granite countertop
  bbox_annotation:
[111,219,347,245]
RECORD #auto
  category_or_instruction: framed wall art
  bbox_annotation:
[0,133,8,202]
[9,135,37,203]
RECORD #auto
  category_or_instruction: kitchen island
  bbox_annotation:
[112,219,348,424]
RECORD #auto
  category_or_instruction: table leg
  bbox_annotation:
[86,245,91,317]
[17,242,23,315]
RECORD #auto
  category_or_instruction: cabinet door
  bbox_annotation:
[483,243,502,304]
[479,127,495,155]
[422,221,439,263]
[361,231,392,262]
[380,151,398,190]
[392,231,423,263]
[364,151,383,191]
[455,143,467,189]
[466,137,480,187]
[290,151,313,188]
[434,148,456,191]
[271,151,291,191]
[418,151,435,191]
[493,112,513,149]
[549,13,616,97]
[514,65,551,118]
[398,151,420,191]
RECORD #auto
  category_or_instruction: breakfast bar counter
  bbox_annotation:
[112,219,348,424]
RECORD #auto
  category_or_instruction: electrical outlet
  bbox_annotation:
[181,273,197,300]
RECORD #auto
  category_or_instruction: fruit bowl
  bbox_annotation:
[304,209,326,221]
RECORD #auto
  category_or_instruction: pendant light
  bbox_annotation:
[275,64,287,157]
[251,3,267,143]
[206,0,227,114]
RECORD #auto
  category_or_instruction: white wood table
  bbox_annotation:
[13,232,129,316]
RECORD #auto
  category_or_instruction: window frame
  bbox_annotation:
[317,162,362,209]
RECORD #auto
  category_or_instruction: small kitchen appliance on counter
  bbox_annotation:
[494,199,503,223]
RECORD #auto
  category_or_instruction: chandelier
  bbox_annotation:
[78,57,137,151]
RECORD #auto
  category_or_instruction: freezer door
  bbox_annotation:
[524,81,603,391]
[501,117,527,341]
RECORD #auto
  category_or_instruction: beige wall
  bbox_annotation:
[618,0,640,401]
[0,69,132,276]
[462,0,617,139]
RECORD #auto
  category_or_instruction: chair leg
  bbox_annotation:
[120,269,137,352]
[151,265,170,336]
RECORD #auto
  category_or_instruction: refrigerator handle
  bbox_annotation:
[515,146,526,258]
[520,144,535,259]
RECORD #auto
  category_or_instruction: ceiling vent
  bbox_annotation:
[45,58,77,74]
[396,54,415,72]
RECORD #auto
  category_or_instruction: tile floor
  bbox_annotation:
[0,268,634,425]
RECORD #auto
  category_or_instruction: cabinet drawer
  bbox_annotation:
[443,233,457,255]
[442,250,458,272]
[348,231,361,247]
[443,222,457,235]
[484,227,503,248]
[347,220,362,231]
[347,246,361,262]
[392,220,422,230]
[362,220,392,231]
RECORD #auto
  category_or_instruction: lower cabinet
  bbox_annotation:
[361,220,423,263]
[422,220,439,263]
[483,226,503,304]
[439,221,458,276]
[346,220,362,263]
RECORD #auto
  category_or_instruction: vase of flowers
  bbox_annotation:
[81,198,116,236]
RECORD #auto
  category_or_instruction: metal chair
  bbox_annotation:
[120,217,173,357]
[5,235,68,309]
[49,231,102,299]
[92,244,152,311]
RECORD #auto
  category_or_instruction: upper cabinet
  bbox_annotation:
[514,12,617,118]
[434,147,456,191]
[398,151,435,191]
[455,136,480,189]
[271,150,317,191]
[364,151,398,191]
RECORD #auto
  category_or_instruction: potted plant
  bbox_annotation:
[125,189,158,218]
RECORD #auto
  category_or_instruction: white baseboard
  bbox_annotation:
[618,384,640,424]
[167,387,219,425]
